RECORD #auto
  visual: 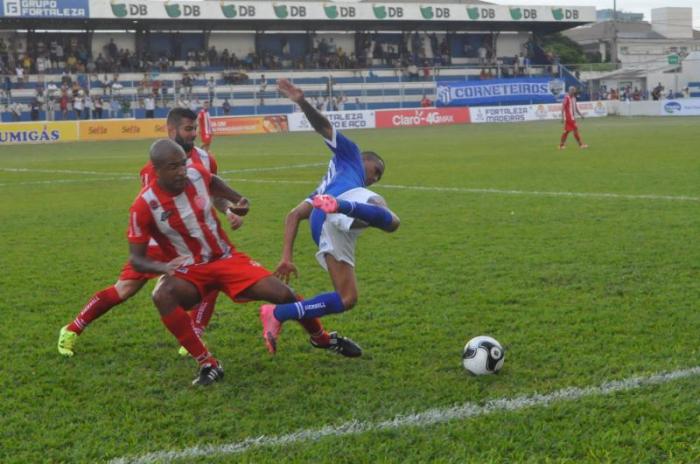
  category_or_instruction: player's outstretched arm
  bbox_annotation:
[278,78,333,140]
[274,200,312,283]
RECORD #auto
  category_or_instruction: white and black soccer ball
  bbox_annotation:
[462,336,505,375]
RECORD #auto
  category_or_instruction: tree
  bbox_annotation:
[540,33,587,64]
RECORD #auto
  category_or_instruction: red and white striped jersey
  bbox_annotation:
[140,146,217,186]
[127,165,233,265]
[562,94,576,122]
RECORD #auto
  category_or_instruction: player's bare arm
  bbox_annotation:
[575,102,584,119]
[274,200,312,283]
[278,78,333,140]
[209,175,250,217]
[129,242,187,275]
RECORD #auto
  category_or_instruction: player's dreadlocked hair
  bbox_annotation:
[166,107,198,127]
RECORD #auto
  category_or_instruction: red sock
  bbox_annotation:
[560,131,569,146]
[68,286,123,334]
[189,290,218,333]
[573,130,582,145]
[162,307,212,365]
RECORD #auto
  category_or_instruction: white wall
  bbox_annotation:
[91,33,135,60]
[209,32,255,58]
[651,7,693,39]
[496,32,530,58]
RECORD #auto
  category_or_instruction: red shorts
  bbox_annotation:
[564,120,578,132]
[172,252,271,300]
[119,246,170,281]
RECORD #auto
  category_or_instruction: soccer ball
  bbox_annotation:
[462,336,505,375]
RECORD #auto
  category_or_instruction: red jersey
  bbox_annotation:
[140,146,217,186]
[197,109,213,145]
[562,94,576,122]
[128,165,233,265]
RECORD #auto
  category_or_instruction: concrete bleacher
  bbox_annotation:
[1,66,552,121]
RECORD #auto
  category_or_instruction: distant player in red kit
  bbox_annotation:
[559,86,588,150]
[197,100,213,152]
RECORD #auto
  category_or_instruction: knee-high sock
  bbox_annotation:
[189,290,218,333]
[273,292,345,322]
[560,131,569,146]
[162,307,212,365]
[337,200,393,231]
[68,286,124,334]
[573,130,582,145]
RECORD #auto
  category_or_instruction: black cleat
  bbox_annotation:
[192,362,224,386]
[311,332,362,358]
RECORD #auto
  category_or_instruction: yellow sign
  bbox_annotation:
[0,121,79,144]
[79,119,168,141]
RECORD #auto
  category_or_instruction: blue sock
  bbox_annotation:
[273,292,345,321]
[337,200,393,231]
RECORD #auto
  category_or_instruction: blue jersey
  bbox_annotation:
[309,129,366,245]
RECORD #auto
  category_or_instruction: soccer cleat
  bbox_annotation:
[311,331,363,358]
[312,194,339,214]
[192,361,224,386]
[580,144,589,149]
[57,325,78,357]
[558,145,566,150]
[260,304,282,354]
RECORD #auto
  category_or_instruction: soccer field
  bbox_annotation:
[2,116,699,463]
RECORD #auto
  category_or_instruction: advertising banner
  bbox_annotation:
[288,110,375,132]
[469,101,607,124]
[78,119,167,141]
[1,0,89,17]
[660,99,700,116]
[437,78,561,107]
[87,1,594,23]
[210,115,288,136]
[375,107,470,128]
[0,121,78,144]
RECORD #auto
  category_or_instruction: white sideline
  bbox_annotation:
[109,366,700,464]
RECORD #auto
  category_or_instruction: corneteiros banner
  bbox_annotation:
[660,99,700,116]
[288,110,375,132]
[88,1,594,22]
[470,101,608,123]
[437,78,562,106]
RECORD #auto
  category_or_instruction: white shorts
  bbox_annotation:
[314,187,383,271]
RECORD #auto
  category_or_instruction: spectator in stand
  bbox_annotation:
[144,94,156,118]
[222,98,231,115]
[59,91,69,120]
[10,101,22,121]
[84,94,94,119]
[47,96,56,121]
[207,76,216,104]
[259,74,267,106]
[652,82,664,101]
[420,94,432,107]
[110,97,120,117]
[94,97,103,119]
[181,73,193,96]
[30,98,40,121]
[3,75,11,97]
[422,62,431,81]
[73,91,84,119]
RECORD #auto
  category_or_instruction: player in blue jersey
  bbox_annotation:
[260,78,400,355]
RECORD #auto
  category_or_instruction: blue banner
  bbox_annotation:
[0,0,89,18]
[437,78,561,106]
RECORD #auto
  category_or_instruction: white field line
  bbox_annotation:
[0,167,133,176]
[1,168,698,203]
[0,176,135,187]
[109,366,700,464]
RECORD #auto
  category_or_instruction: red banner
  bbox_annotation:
[375,107,470,128]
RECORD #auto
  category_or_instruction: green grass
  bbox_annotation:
[1,117,699,463]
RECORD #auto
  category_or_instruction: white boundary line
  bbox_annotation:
[109,366,700,464]
[1,168,698,203]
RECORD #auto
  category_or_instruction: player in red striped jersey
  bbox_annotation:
[129,139,300,385]
[559,86,588,150]
[59,108,333,358]
[197,101,213,152]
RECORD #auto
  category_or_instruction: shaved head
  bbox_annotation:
[150,138,186,168]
